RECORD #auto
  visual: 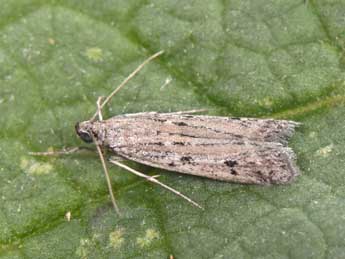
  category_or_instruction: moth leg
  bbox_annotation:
[93,97,121,216]
[29,146,95,156]
[89,50,164,121]
[93,135,121,216]
[109,159,203,210]
[163,109,208,115]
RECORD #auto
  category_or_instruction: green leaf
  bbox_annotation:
[1,0,345,258]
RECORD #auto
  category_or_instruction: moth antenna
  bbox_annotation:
[89,50,164,121]
[96,96,104,121]
[29,146,94,156]
[109,159,204,210]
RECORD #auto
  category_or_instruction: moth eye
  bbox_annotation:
[78,131,93,143]
[75,122,93,143]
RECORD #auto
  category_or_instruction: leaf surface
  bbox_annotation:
[0,1,345,258]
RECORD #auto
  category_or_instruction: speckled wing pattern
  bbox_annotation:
[99,112,300,185]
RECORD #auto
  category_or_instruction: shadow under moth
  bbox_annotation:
[32,51,300,213]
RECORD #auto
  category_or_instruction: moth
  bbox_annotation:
[76,112,299,185]
[32,51,300,212]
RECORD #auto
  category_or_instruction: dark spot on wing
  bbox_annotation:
[230,169,238,175]
[180,156,193,163]
[224,160,239,175]
[224,160,238,167]
[168,162,176,167]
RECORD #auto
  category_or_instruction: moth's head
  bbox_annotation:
[75,121,94,143]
